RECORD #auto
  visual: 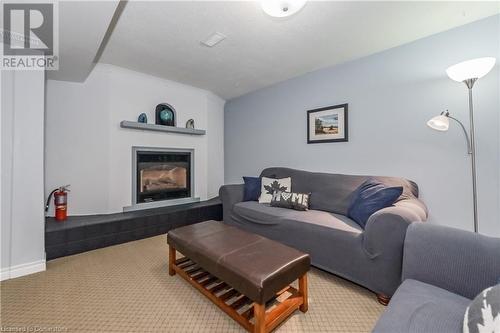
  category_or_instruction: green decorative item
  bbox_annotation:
[155,103,176,126]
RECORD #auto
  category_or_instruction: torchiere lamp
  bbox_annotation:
[427,57,496,233]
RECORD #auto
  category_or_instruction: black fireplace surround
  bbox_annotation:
[136,150,191,204]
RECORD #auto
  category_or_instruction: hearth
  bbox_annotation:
[128,147,197,211]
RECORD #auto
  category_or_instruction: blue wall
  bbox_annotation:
[224,15,500,236]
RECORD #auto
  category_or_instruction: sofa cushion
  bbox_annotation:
[372,279,470,333]
[464,284,500,333]
[270,191,310,211]
[260,167,419,215]
[233,201,362,233]
[348,179,403,228]
[258,177,291,204]
[243,176,261,201]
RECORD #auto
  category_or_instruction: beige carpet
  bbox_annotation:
[1,235,383,332]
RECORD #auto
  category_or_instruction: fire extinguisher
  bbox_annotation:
[45,185,70,221]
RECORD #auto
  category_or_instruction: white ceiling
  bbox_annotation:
[100,2,498,99]
[47,1,119,82]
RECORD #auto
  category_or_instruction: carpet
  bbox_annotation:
[1,235,384,332]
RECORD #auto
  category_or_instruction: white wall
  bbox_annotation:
[225,15,500,236]
[1,68,46,280]
[46,64,225,215]
[207,93,225,198]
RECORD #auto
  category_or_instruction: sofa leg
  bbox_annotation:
[376,294,391,306]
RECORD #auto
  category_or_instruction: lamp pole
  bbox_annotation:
[464,78,478,233]
[428,57,496,234]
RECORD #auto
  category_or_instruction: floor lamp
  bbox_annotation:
[427,57,496,233]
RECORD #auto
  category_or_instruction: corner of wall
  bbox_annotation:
[2,65,46,278]
[206,91,226,198]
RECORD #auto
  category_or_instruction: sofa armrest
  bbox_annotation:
[402,223,500,299]
[363,198,428,258]
[219,184,245,222]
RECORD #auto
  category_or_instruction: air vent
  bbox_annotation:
[201,32,226,47]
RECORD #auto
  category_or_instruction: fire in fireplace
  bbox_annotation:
[134,149,192,204]
[140,165,186,193]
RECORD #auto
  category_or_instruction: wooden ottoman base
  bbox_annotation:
[169,245,308,333]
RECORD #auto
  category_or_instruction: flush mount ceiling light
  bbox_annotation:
[261,0,307,18]
[201,32,226,47]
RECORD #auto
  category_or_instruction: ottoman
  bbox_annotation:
[167,220,310,333]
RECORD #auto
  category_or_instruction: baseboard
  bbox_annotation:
[0,260,46,281]
[0,268,10,281]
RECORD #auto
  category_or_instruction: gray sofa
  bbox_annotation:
[373,223,500,333]
[219,167,428,301]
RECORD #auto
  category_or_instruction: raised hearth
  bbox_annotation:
[45,198,222,260]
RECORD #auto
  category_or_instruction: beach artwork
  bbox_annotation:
[315,114,339,135]
[307,104,348,143]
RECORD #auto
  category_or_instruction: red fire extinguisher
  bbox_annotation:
[45,185,70,221]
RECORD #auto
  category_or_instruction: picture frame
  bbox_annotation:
[307,103,348,143]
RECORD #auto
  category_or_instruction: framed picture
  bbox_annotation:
[307,103,348,143]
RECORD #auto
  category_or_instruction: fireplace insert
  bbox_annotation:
[135,150,191,204]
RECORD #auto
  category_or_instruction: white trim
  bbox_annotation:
[0,268,8,281]
[0,260,46,281]
[123,197,200,212]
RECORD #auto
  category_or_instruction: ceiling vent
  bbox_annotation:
[201,32,226,47]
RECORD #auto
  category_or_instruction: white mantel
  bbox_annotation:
[45,64,225,215]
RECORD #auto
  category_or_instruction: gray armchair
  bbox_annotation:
[372,223,500,332]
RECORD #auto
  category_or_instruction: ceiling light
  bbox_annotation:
[261,0,307,18]
[201,32,226,47]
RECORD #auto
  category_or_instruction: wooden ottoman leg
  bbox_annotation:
[299,273,308,313]
[376,294,391,306]
[254,302,266,333]
[169,245,176,276]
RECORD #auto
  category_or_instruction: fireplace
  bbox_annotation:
[129,147,197,211]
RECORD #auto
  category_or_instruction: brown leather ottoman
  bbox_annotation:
[167,220,310,333]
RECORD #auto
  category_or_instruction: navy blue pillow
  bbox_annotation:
[347,179,403,228]
[243,177,261,201]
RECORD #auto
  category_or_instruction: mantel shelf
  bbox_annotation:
[120,121,206,135]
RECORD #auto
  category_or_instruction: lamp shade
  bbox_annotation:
[261,0,307,17]
[446,57,496,82]
[427,115,449,131]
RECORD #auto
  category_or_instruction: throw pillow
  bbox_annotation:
[258,177,291,204]
[242,177,261,201]
[347,179,403,228]
[464,284,500,333]
[270,191,310,211]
